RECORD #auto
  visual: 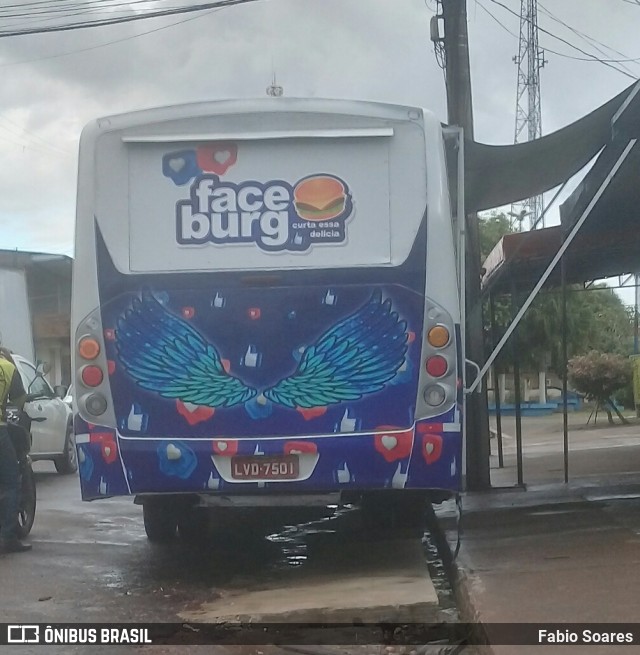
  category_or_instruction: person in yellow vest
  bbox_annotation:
[0,347,32,553]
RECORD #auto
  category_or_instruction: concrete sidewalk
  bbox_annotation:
[439,414,640,654]
[489,412,640,486]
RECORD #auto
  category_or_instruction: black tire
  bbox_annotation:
[143,501,178,543]
[54,424,77,475]
[16,464,36,539]
[360,492,426,536]
[177,507,209,543]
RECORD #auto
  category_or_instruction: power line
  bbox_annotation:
[0,1,168,17]
[0,128,72,158]
[0,115,73,155]
[537,1,640,75]
[485,0,638,79]
[0,6,220,67]
[0,0,175,13]
[0,0,173,26]
[0,0,259,38]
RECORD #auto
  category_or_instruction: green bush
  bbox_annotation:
[613,379,635,410]
[568,351,632,406]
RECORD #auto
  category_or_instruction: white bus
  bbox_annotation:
[72,98,463,541]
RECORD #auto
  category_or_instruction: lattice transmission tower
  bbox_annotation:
[510,0,547,231]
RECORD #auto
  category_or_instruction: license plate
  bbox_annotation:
[231,455,299,480]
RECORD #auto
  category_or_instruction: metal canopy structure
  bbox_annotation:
[476,81,640,488]
[482,89,640,294]
[465,82,636,215]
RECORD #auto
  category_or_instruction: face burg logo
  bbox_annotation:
[175,173,353,253]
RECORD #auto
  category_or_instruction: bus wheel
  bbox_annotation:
[360,492,426,536]
[177,508,209,543]
[143,500,177,543]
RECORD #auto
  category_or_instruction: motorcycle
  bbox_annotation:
[5,408,40,539]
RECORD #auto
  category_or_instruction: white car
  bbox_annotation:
[63,384,73,409]
[9,354,76,475]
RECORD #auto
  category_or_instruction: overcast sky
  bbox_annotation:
[0,0,638,294]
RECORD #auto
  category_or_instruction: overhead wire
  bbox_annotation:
[0,5,220,68]
[0,0,260,37]
[482,0,638,80]
[0,2,224,158]
[0,129,73,158]
[487,0,640,71]
[0,0,173,15]
[2,4,188,33]
[0,0,166,25]
[537,1,640,76]
[0,115,73,155]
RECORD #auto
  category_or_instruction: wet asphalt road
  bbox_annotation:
[1,462,324,653]
[2,462,338,623]
[2,463,472,655]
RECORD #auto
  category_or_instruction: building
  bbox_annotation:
[0,249,72,386]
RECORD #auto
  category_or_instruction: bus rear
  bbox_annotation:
[72,98,462,536]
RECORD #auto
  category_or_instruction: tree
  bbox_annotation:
[568,351,632,424]
[479,213,633,374]
[479,212,512,261]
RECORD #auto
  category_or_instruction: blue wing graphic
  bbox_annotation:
[116,291,256,407]
[264,291,408,408]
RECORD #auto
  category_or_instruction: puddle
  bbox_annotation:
[585,493,640,502]
[266,506,355,570]
[528,509,580,516]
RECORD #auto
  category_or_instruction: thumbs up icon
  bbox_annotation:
[336,462,351,484]
[339,409,357,432]
[126,403,148,432]
[242,345,261,368]
[212,292,225,309]
[391,463,408,489]
[323,289,337,306]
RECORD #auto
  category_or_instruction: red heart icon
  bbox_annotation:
[196,143,238,175]
[422,433,443,465]
[181,307,195,319]
[221,358,231,373]
[107,360,116,375]
[374,426,413,463]
[104,328,115,341]
[296,406,327,421]
[407,331,416,344]
[248,308,261,320]
[176,399,215,425]
[284,440,318,455]
[212,439,238,456]
[101,439,118,464]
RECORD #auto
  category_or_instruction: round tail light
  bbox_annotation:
[81,365,103,387]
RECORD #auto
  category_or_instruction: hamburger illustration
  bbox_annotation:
[293,175,347,221]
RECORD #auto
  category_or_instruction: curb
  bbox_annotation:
[425,504,493,652]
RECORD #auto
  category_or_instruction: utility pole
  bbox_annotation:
[440,0,491,489]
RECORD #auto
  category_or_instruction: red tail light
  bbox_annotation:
[81,365,103,387]
[426,355,448,378]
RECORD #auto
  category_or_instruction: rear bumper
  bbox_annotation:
[74,413,461,501]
